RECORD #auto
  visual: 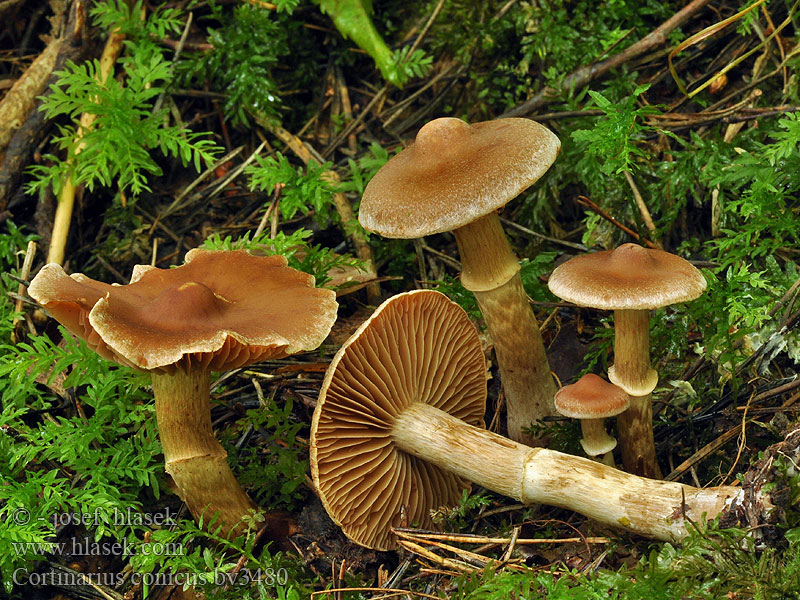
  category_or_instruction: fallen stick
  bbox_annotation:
[501,0,713,117]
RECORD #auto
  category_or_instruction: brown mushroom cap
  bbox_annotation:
[554,374,630,420]
[28,249,338,372]
[359,117,560,238]
[310,290,487,550]
[547,243,707,310]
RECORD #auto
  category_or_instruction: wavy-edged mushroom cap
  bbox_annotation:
[310,290,487,550]
[359,117,560,238]
[547,243,707,310]
[28,249,338,372]
[554,374,630,420]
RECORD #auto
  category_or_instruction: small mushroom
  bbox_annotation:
[547,243,707,477]
[358,117,561,445]
[29,249,338,539]
[311,290,737,551]
[554,374,629,466]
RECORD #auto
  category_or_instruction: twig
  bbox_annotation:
[413,238,428,289]
[720,390,756,485]
[151,11,192,115]
[334,67,358,155]
[392,528,610,545]
[623,170,659,246]
[162,145,246,217]
[665,422,747,482]
[403,0,447,61]
[311,588,440,599]
[253,185,281,239]
[749,378,800,405]
[11,240,36,342]
[575,195,659,249]
[261,119,380,303]
[502,0,713,117]
[322,85,389,158]
[396,539,477,573]
[206,141,267,199]
[381,63,459,128]
[500,216,588,251]
[0,36,63,152]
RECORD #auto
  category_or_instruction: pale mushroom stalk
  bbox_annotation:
[578,418,618,466]
[454,213,556,443]
[609,308,660,479]
[392,402,736,541]
[151,369,259,533]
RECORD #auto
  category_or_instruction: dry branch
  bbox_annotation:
[501,0,713,117]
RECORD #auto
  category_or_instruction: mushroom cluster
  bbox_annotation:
[359,116,561,445]
[28,248,338,539]
[25,115,719,554]
[548,243,707,477]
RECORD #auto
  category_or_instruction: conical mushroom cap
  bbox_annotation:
[548,243,707,310]
[359,117,560,238]
[310,290,487,550]
[28,249,338,372]
[554,374,630,420]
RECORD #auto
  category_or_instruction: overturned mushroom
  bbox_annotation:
[548,243,706,478]
[310,290,737,551]
[359,117,561,445]
[29,249,338,539]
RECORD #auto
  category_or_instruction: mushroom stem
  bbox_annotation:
[392,402,736,541]
[454,212,557,444]
[609,309,661,478]
[578,418,617,457]
[609,309,657,396]
[152,369,260,538]
[454,213,520,292]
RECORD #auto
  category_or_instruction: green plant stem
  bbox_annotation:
[316,0,401,87]
[47,26,126,265]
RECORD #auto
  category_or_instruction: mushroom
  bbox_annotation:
[28,248,338,539]
[547,243,707,478]
[310,289,737,551]
[553,374,629,466]
[358,117,561,445]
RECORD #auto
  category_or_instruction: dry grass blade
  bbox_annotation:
[668,0,799,98]
[397,539,481,573]
[392,528,611,546]
[311,588,441,600]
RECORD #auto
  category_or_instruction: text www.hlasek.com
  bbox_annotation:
[12,538,182,557]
